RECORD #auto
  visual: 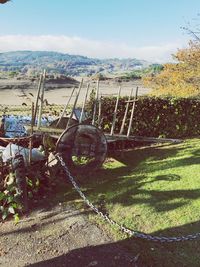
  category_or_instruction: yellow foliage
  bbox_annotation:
[143,42,200,97]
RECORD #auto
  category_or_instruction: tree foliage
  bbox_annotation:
[144,42,200,97]
[0,0,10,4]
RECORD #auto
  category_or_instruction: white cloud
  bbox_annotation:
[0,34,183,62]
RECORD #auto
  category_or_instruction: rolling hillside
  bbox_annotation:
[0,51,152,76]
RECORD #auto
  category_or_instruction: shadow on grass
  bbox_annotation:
[79,142,200,213]
[28,141,200,216]
[25,141,200,222]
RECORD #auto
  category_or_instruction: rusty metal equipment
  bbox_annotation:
[56,124,107,172]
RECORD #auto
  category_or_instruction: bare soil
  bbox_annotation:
[0,78,150,105]
[0,203,136,267]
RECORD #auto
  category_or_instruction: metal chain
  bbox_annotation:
[56,153,200,243]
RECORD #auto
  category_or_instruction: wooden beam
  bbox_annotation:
[127,86,139,137]
[37,70,46,130]
[66,78,83,129]
[33,73,43,126]
[110,85,121,135]
[56,86,76,127]
[120,87,134,135]
[97,94,102,128]
[29,102,34,164]
[80,83,90,123]
[92,79,100,125]
[125,99,138,103]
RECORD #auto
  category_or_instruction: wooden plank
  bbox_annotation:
[97,94,102,128]
[92,79,100,125]
[56,86,76,127]
[110,86,121,135]
[26,125,63,135]
[125,99,138,103]
[127,86,139,137]
[29,102,34,164]
[120,87,134,135]
[37,69,46,130]
[105,133,182,144]
[130,136,182,144]
[66,78,83,129]
[33,73,43,126]
[80,83,90,123]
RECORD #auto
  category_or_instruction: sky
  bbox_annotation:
[0,0,200,62]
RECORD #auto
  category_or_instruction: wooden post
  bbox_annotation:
[80,83,90,123]
[66,78,83,129]
[97,94,102,128]
[56,86,76,127]
[33,73,43,125]
[29,102,34,164]
[120,87,134,135]
[127,86,139,137]
[37,69,46,130]
[110,86,121,136]
[92,79,100,125]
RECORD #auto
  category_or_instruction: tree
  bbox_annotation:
[144,16,200,98]
[144,42,200,97]
[0,0,10,4]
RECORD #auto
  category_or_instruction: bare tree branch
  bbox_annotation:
[181,26,200,42]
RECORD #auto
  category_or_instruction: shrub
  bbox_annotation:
[88,96,200,138]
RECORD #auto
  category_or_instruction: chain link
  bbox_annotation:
[56,153,200,243]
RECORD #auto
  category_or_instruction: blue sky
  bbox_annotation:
[0,0,200,62]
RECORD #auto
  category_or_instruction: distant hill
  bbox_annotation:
[0,51,152,76]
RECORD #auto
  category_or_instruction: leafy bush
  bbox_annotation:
[0,163,47,222]
[88,96,200,138]
[0,172,22,223]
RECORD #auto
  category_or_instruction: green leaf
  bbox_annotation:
[7,196,14,204]
[2,210,8,220]
[14,213,20,224]
[6,173,15,186]
[0,192,5,201]
[8,206,15,214]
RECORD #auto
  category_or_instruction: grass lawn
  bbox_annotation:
[63,138,200,267]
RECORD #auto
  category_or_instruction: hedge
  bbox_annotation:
[87,96,200,138]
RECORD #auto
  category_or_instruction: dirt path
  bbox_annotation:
[0,204,136,267]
